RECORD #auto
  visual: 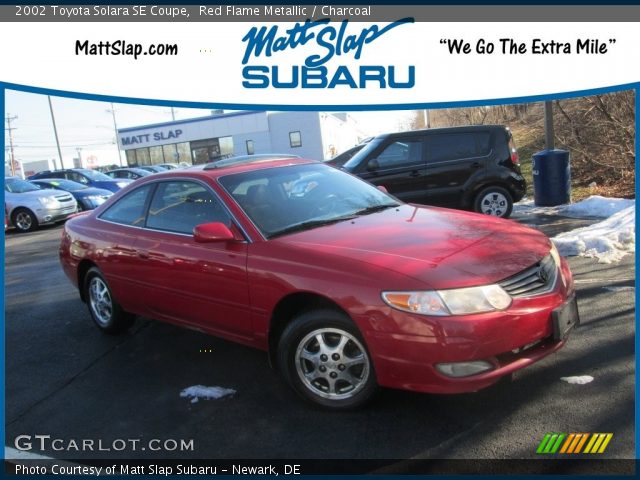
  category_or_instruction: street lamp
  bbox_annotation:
[106,103,124,166]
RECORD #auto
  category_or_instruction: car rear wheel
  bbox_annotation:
[84,267,134,334]
[11,208,38,233]
[277,309,377,409]
[474,186,513,218]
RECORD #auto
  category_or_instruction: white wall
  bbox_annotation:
[319,113,363,159]
[118,111,270,150]
[267,112,324,160]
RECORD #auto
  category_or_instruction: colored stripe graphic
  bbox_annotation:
[537,433,613,454]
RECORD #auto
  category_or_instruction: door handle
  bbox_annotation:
[409,170,422,178]
[471,162,482,168]
[137,250,150,259]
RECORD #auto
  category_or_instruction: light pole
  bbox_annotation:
[76,147,83,168]
[47,96,65,169]
[107,103,124,166]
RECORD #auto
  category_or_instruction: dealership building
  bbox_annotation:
[117,110,366,167]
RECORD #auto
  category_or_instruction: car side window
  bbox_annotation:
[427,134,479,163]
[368,139,424,170]
[146,181,230,235]
[67,172,89,184]
[100,184,153,227]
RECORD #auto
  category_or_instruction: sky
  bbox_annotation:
[4,89,415,171]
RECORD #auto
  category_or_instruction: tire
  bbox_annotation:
[474,186,513,218]
[11,208,38,233]
[83,267,134,334]
[277,309,377,410]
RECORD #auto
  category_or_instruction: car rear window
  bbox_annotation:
[426,132,491,163]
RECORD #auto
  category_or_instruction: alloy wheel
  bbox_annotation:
[89,277,113,326]
[295,327,370,400]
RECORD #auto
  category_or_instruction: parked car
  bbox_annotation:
[325,138,373,168]
[105,167,152,180]
[341,125,526,218]
[30,179,112,211]
[157,163,180,170]
[137,165,167,173]
[5,177,77,232]
[60,157,577,409]
[29,168,132,193]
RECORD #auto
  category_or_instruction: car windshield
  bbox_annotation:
[38,179,87,191]
[79,169,112,181]
[219,163,400,238]
[342,137,385,171]
[5,177,40,193]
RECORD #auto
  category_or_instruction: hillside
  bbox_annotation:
[409,90,635,201]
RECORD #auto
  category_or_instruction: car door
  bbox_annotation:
[132,180,252,340]
[356,136,427,204]
[424,132,488,207]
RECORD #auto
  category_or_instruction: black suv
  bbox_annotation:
[340,125,526,218]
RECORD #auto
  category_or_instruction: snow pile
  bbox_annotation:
[180,385,235,404]
[559,196,634,218]
[552,206,635,263]
[514,195,633,218]
[560,376,594,385]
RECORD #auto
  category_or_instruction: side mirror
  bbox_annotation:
[377,185,389,194]
[366,159,380,172]
[193,222,235,243]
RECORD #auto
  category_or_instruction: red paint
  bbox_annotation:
[59,158,575,394]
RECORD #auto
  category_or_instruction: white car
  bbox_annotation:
[5,177,78,232]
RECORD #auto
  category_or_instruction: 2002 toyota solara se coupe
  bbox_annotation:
[60,156,579,409]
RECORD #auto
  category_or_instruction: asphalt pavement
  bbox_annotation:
[3,213,635,472]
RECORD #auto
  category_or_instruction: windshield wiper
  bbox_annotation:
[269,215,357,238]
[352,203,398,216]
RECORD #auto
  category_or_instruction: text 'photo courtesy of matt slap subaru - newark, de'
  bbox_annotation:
[0,2,638,478]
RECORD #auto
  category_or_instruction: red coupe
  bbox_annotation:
[59,157,578,409]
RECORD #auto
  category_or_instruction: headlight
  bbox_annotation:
[549,242,562,267]
[85,195,106,204]
[382,284,512,316]
[39,196,57,207]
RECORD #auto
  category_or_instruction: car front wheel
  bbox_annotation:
[277,309,377,409]
[474,186,514,218]
[84,267,134,334]
[11,208,38,232]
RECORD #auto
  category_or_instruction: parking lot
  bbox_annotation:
[4,213,635,471]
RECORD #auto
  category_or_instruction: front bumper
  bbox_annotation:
[358,258,575,394]
[36,204,77,224]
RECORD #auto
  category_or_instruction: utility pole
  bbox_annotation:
[5,114,18,176]
[107,103,123,166]
[422,109,431,129]
[544,100,555,150]
[48,96,64,169]
[76,147,83,168]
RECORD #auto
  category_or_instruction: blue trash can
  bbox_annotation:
[532,149,571,206]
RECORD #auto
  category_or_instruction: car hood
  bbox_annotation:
[8,188,63,199]
[74,187,113,197]
[280,205,552,290]
[93,179,132,191]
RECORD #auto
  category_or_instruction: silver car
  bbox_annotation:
[5,177,78,232]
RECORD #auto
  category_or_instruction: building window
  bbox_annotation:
[289,131,302,148]
[246,140,255,155]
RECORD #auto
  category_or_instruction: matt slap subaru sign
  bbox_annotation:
[240,18,416,89]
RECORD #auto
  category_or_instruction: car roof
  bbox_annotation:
[375,124,507,139]
[149,157,318,180]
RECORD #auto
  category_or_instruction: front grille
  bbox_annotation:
[55,194,74,203]
[499,254,557,297]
